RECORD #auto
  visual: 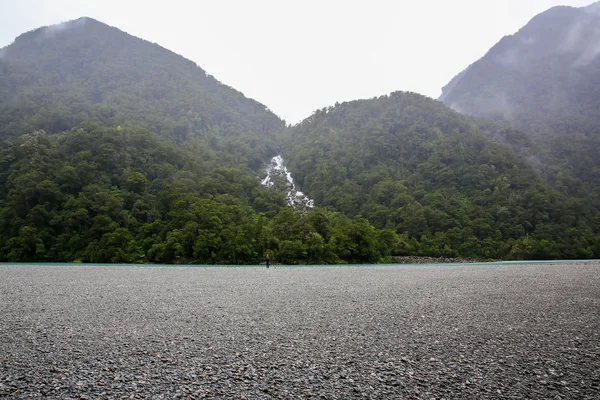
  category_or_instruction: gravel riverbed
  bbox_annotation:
[1,262,599,399]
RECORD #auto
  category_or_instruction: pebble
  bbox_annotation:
[1,262,599,399]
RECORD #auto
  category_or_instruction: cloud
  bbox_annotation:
[495,47,520,67]
[573,41,600,66]
[520,35,537,46]
[572,19,600,67]
[559,20,584,52]
[33,17,87,45]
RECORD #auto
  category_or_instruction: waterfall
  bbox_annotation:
[261,155,314,211]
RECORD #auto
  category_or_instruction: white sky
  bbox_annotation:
[0,0,594,123]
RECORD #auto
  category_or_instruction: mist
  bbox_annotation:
[0,0,594,124]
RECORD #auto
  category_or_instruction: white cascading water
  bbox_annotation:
[261,155,314,211]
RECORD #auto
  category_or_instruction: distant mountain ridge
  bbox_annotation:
[441,3,600,120]
[0,17,284,143]
[586,1,600,15]
[439,2,600,201]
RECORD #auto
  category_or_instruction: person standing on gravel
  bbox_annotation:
[265,254,270,268]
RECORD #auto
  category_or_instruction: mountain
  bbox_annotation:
[0,18,399,264]
[441,3,600,120]
[284,92,599,260]
[0,18,284,148]
[439,3,600,201]
[1,17,598,263]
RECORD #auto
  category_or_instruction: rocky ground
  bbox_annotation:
[390,256,491,264]
[1,262,599,399]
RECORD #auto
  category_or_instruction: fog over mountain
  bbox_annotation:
[2,1,594,124]
[442,2,600,119]
[0,17,284,143]
[440,1,600,202]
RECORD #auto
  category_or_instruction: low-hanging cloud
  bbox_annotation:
[559,20,584,52]
[495,47,520,67]
[33,17,88,45]
[572,23,600,67]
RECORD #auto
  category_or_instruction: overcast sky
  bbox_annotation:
[0,0,594,123]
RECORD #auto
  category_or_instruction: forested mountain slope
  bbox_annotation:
[285,92,600,259]
[440,3,600,201]
[1,17,598,263]
[0,18,400,264]
[0,17,284,143]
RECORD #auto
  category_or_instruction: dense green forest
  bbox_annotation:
[0,127,400,264]
[0,16,598,263]
[284,93,600,260]
[440,4,600,203]
[0,18,400,264]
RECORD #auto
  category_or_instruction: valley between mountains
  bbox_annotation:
[0,4,599,264]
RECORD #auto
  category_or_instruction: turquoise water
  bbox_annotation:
[1,260,597,268]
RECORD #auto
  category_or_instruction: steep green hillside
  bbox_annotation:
[0,126,401,264]
[2,16,598,263]
[440,3,600,201]
[0,18,284,152]
[0,18,398,264]
[285,92,600,260]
